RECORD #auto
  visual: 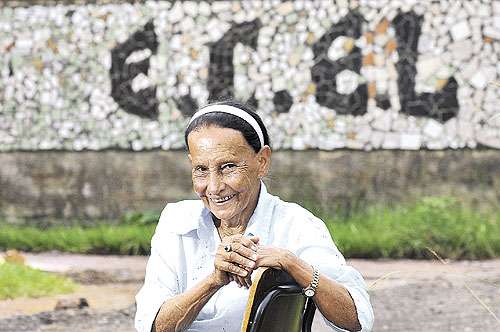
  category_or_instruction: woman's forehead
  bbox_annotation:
[188,126,253,159]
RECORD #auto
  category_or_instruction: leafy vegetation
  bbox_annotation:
[0,197,498,259]
[326,197,500,260]
[0,224,155,255]
[0,262,76,300]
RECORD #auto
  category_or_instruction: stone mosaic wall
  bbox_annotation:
[1,0,499,151]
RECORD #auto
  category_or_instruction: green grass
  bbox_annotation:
[326,197,500,260]
[0,224,156,255]
[0,197,498,259]
[0,262,76,300]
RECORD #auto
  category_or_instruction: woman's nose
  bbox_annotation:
[207,171,223,195]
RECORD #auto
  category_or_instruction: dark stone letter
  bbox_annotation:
[392,11,458,122]
[207,19,262,101]
[110,20,159,119]
[311,11,367,116]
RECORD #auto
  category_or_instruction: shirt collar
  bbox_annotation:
[243,181,274,245]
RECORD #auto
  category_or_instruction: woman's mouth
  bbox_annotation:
[210,193,236,204]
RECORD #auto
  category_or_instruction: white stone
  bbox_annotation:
[416,56,443,81]
[374,34,389,47]
[448,40,473,61]
[291,136,306,150]
[418,34,434,53]
[294,0,304,11]
[180,17,195,31]
[469,70,488,90]
[336,69,359,95]
[427,139,447,150]
[444,118,458,138]
[272,76,286,92]
[327,36,349,61]
[183,1,198,17]
[168,2,184,23]
[463,1,476,15]
[356,125,372,142]
[392,117,407,132]
[457,119,475,141]
[318,133,345,150]
[482,65,497,86]
[487,113,500,127]
[478,3,491,17]
[382,133,401,149]
[473,90,485,110]
[361,67,376,82]
[484,26,500,40]
[276,1,294,16]
[197,1,211,16]
[400,133,421,150]
[368,130,383,149]
[211,1,232,12]
[346,139,364,149]
[334,118,347,134]
[372,111,392,132]
[125,49,152,64]
[460,58,478,80]
[457,8,468,20]
[423,119,444,139]
[450,20,471,41]
[492,1,500,15]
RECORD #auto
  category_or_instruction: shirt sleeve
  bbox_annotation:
[135,206,180,332]
[294,213,374,332]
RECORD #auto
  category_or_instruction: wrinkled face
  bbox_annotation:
[187,125,270,224]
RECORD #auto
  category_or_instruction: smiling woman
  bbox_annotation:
[134,100,374,332]
[188,125,268,230]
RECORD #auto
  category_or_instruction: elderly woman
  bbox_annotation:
[135,101,374,332]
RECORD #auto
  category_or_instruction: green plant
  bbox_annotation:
[0,224,156,255]
[121,211,160,225]
[326,196,500,260]
[0,262,76,300]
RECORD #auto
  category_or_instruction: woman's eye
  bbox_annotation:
[193,166,207,174]
[221,163,236,171]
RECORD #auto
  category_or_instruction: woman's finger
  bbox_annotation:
[239,236,260,250]
[244,275,252,288]
[217,261,248,277]
[234,275,247,288]
[225,234,259,250]
[230,242,258,261]
[221,249,256,270]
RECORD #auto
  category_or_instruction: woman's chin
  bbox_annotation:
[210,209,235,222]
[209,205,241,223]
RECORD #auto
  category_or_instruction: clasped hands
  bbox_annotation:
[213,234,289,288]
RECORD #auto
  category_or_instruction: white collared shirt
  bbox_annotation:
[135,182,374,332]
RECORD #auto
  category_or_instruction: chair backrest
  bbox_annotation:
[241,267,316,332]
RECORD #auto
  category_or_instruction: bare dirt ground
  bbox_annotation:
[0,253,499,332]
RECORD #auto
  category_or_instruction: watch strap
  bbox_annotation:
[303,266,320,297]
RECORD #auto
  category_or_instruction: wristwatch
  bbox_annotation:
[303,266,320,298]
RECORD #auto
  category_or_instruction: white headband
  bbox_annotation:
[188,105,265,148]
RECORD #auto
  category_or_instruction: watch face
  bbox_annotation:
[305,289,315,297]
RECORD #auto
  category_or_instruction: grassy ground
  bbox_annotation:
[326,197,500,260]
[0,224,155,255]
[0,262,76,300]
[0,197,498,259]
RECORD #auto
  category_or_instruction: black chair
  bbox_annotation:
[242,267,316,332]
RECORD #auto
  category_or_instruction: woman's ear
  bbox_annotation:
[256,146,271,178]
[188,153,192,163]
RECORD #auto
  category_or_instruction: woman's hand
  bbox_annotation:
[255,245,292,270]
[212,234,260,287]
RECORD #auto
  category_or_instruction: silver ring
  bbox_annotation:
[224,244,232,252]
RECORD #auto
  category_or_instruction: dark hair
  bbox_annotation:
[184,100,270,153]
